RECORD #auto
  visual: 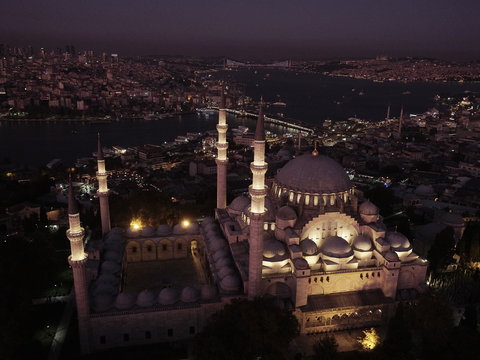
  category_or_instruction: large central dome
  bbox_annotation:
[275,154,352,194]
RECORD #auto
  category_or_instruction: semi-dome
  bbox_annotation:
[212,248,229,261]
[200,284,217,300]
[384,250,400,262]
[229,195,250,212]
[141,226,155,237]
[359,200,379,215]
[220,274,241,292]
[263,240,286,258]
[275,154,352,194]
[352,234,373,251]
[300,238,318,255]
[104,250,123,263]
[101,260,121,274]
[276,206,297,221]
[293,257,309,270]
[181,287,200,303]
[114,292,135,310]
[209,236,226,252]
[321,236,353,258]
[96,273,120,286]
[136,289,156,307]
[215,256,232,268]
[158,288,179,305]
[217,266,235,279]
[385,231,411,250]
[156,224,171,236]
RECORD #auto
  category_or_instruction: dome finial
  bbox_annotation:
[312,140,318,156]
[97,132,104,161]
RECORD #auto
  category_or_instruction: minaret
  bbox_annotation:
[66,176,91,353]
[397,106,404,139]
[216,86,228,209]
[248,100,267,299]
[96,133,111,234]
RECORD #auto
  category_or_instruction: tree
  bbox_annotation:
[382,303,413,358]
[312,335,338,360]
[358,328,380,351]
[193,297,299,360]
[428,227,455,274]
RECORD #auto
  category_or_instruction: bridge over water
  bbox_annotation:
[211,108,315,134]
[225,59,291,68]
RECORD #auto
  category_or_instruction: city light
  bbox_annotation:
[181,219,190,228]
[130,219,143,231]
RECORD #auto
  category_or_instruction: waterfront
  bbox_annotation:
[2,71,480,167]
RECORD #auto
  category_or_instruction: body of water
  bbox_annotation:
[2,69,480,167]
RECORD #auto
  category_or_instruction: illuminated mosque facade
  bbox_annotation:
[67,93,428,353]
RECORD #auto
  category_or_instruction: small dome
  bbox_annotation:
[300,238,318,255]
[173,224,187,235]
[263,240,286,258]
[293,257,309,270]
[104,250,123,263]
[321,236,353,258]
[114,292,135,310]
[101,260,121,274]
[200,284,217,300]
[220,275,241,292]
[92,294,114,312]
[275,154,352,194]
[158,288,179,305]
[276,206,297,221]
[213,248,229,261]
[136,289,156,307]
[386,231,411,250]
[384,250,400,262]
[109,227,125,235]
[359,200,379,215]
[126,228,140,238]
[156,224,171,236]
[229,195,250,212]
[186,223,199,234]
[141,226,155,237]
[352,234,373,251]
[217,266,235,279]
[181,287,200,303]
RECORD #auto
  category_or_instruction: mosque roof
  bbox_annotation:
[275,154,352,194]
[321,236,353,258]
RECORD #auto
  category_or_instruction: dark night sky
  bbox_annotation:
[2,0,480,59]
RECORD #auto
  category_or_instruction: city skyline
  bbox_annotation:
[2,0,480,60]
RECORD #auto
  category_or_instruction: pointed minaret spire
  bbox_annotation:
[255,99,265,141]
[96,133,111,235]
[397,106,404,139]
[216,83,229,210]
[68,174,78,215]
[248,97,268,299]
[97,133,104,161]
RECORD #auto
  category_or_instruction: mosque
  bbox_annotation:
[66,93,428,353]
